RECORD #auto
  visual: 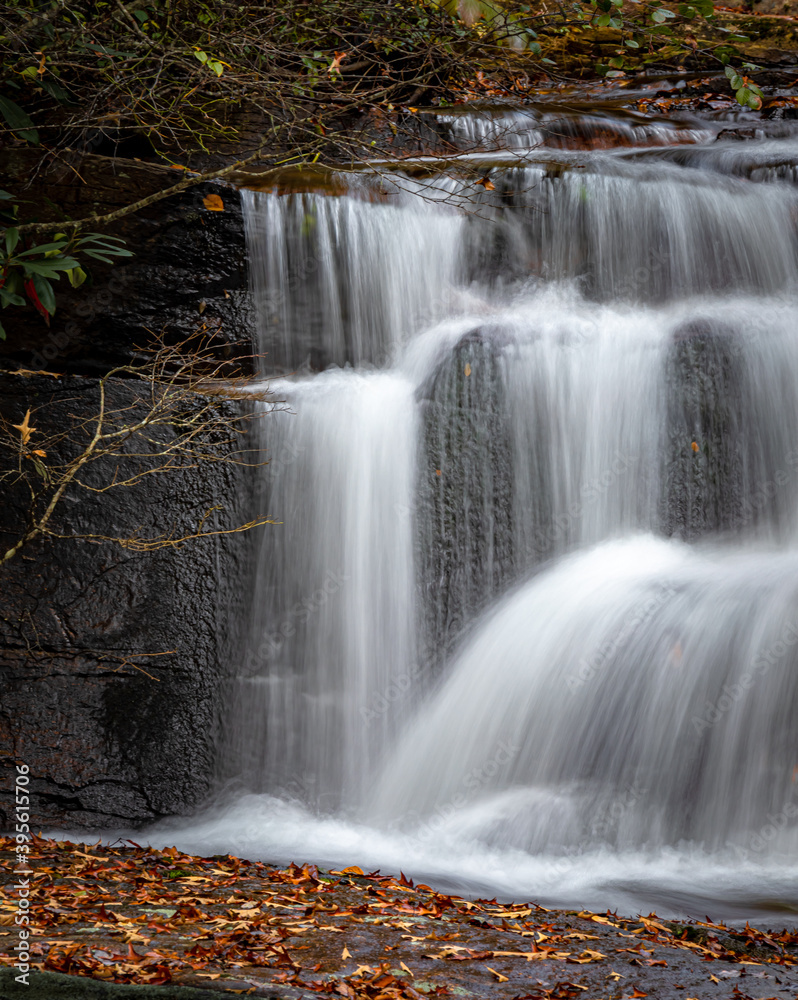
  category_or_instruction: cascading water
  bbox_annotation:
[163,104,798,920]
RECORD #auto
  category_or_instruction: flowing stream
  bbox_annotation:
[166,99,798,921]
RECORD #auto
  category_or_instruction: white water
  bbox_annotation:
[163,111,798,921]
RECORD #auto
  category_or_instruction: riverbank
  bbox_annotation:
[0,836,796,999]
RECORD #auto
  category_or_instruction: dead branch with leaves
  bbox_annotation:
[0,330,278,567]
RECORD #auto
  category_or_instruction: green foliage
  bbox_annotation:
[725,63,763,109]
[0,0,767,189]
[0,0,742,167]
[0,94,39,143]
[0,190,133,340]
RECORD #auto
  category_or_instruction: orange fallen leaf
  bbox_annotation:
[203,194,224,211]
[328,51,348,74]
[691,441,699,452]
[341,865,364,875]
[486,966,509,982]
[13,410,35,446]
[464,362,472,377]
[342,945,352,959]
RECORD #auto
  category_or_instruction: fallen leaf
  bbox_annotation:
[342,945,352,960]
[12,410,35,446]
[464,362,472,377]
[486,966,509,982]
[203,194,224,211]
[328,51,348,74]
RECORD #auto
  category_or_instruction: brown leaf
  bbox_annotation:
[486,966,509,983]
[328,51,348,74]
[13,409,35,446]
[203,194,224,212]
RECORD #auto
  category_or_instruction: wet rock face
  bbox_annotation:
[661,320,747,540]
[0,149,254,375]
[0,374,257,828]
[417,328,514,661]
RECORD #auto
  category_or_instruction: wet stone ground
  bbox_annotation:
[0,838,796,999]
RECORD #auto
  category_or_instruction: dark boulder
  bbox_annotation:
[0,373,259,828]
[0,148,254,376]
[416,327,514,661]
[660,319,747,540]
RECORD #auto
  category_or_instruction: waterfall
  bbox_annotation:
[231,370,419,807]
[181,109,798,920]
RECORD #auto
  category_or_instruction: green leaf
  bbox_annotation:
[0,190,14,202]
[79,242,134,258]
[32,273,56,315]
[66,265,87,289]
[736,87,762,110]
[80,250,117,263]
[597,12,612,25]
[80,232,127,242]
[16,241,70,257]
[22,261,64,277]
[0,289,25,308]
[0,95,39,144]
[652,9,668,21]
[0,317,5,340]
[194,49,208,64]
[624,38,640,47]
[38,78,73,104]
[5,227,19,254]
